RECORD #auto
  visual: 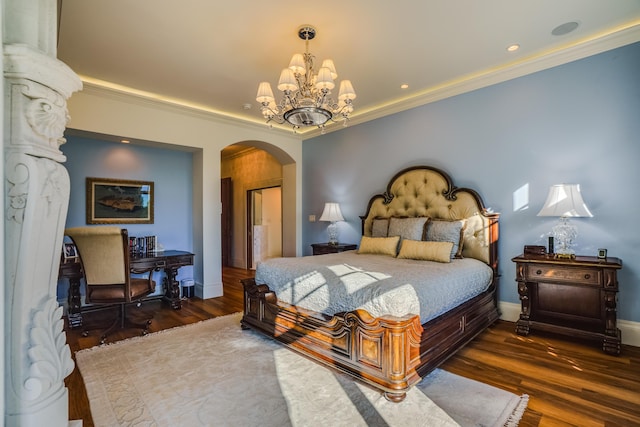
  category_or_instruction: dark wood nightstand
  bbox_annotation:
[311,243,357,255]
[512,253,622,355]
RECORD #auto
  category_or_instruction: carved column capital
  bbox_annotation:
[4,44,82,161]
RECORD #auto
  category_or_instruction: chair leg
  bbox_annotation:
[122,302,153,336]
[99,308,124,345]
[81,305,120,340]
[82,302,153,344]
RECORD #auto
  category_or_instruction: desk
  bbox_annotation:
[59,250,194,328]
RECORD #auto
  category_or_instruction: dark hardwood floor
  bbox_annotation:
[65,267,640,426]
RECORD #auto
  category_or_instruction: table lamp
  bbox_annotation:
[319,202,344,245]
[537,184,592,258]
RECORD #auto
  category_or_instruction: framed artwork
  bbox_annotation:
[63,242,78,259]
[86,177,154,224]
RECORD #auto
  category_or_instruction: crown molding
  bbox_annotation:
[75,22,639,141]
[78,79,296,136]
[301,22,640,139]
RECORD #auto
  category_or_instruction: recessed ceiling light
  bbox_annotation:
[120,139,130,144]
[506,44,520,52]
[400,84,409,89]
[552,21,579,36]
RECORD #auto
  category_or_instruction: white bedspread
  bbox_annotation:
[255,251,493,324]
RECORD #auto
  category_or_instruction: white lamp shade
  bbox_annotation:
[288,54,306,75]
[537,184,593,218]
[256,82,275,104]
[321,59,338,80]
[338,80,356,101]
[277,68,298,92]
[315,67,335,91]
[319,202,344,222]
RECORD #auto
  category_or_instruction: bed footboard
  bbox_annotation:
[241,276,500,401]
[241,277,424,402]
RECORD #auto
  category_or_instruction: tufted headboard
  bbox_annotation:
[360,166,499,273]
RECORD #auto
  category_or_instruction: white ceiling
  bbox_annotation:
[57,1,640,137]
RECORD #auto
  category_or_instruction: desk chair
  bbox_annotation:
[65,226,156,344]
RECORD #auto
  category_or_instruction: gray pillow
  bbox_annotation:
[371,218,390,237]
[388,217,429,241]
[425,219,465,259]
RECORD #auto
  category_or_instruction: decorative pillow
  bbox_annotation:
[357,235,400,257]
[397,240,453,263]
[371,218,390,237]
[387,217,429,241]
[425,219,466,259]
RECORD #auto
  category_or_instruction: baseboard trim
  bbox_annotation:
[498,301,640,348]
[197,281,223,299]
[498,301,521,323]
[618,319,640,348]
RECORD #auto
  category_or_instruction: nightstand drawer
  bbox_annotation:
[525,264,601,285]
[311,243,357,255]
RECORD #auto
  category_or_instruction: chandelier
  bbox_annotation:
[256,26,356,132]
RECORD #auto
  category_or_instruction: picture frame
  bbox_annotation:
[86,177,154,224]
[63,242,78,259]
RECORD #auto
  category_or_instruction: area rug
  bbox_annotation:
[75,313,528,427]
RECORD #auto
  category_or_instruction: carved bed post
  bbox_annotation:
[3,1,83,426]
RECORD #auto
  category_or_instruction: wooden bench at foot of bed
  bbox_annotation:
[241,278,500,402]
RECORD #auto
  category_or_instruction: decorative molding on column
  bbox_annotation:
[26,299,75,399]
[4,44,81,161]
[4,42,81,426]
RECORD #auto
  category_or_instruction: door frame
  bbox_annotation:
[246,185,282,269]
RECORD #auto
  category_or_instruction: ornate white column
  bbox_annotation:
[3,1,82,426]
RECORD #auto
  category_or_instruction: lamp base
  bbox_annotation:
[327,222,339,245]
[552,217,578,260]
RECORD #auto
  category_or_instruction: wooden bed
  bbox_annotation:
[241,165,500,402]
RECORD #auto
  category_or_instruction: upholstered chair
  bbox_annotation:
[65,226,156,344]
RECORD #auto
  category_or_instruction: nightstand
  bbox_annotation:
[512,254,622,355]
[311,243,357,255]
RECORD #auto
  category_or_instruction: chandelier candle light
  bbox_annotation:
[537,184,593,258]
[319,202,344,245]
[256,26,356,132]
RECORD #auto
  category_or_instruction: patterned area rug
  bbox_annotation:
[75,313,528,427]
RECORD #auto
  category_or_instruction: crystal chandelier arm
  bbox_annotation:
[257,82,283,123]
[281,89,299,110]
[259,102,282,123]
[293,51,316,99]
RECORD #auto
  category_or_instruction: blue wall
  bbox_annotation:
[60,135,194,298]
[302,42,640,322]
